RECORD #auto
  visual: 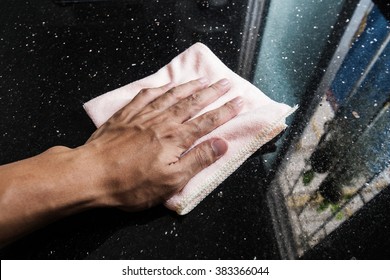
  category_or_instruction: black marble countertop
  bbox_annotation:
[0,0,280,259]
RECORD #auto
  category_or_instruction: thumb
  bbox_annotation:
[179,138,228,179]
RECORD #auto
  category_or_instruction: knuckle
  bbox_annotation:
[167,89,181,102]
[166,124,181,140]
[148,123,163,139]
[188,92,202,104]
[194,79,202,86]
[113,108,129,121]
[181,135,194,148]
[210,83,222,93]
[208,111,220,125]
[195,116,216,133]
[132,123,147,133]
[139,88,153,97]
[169,104,182,116]
[148,101,160,111]
[189,121,202,137]
[225,102,238,116]
[194,146,212,169]
[138,88,147,95]
[186,79,202,88]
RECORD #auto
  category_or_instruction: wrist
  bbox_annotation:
[72,142,124,209]
[40,145,101,215]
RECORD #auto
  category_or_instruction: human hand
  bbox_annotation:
[83,78,243,211]
[0,78,242,245]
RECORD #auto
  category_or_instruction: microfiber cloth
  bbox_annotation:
[83,42,297,215]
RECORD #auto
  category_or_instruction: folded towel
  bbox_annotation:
[83,42,296,215]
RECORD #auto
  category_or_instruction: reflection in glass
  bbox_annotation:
[262,1,390,257]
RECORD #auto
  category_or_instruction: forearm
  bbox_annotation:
[0,146,103,246]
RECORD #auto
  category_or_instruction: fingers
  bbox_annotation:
[118,82,175,121]
[180,97,243,148]
[141,78,209,116]
[178,138,228,181]
[166,79,232,123]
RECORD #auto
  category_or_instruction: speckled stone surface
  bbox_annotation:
[0,0,280,259]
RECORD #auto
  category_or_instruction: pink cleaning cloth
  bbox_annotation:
[83,42,296,215]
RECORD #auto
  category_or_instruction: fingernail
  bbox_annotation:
[198,77,208,84]
[218,78,229,86]
[232,97,244,108]
[211,139,228,157]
